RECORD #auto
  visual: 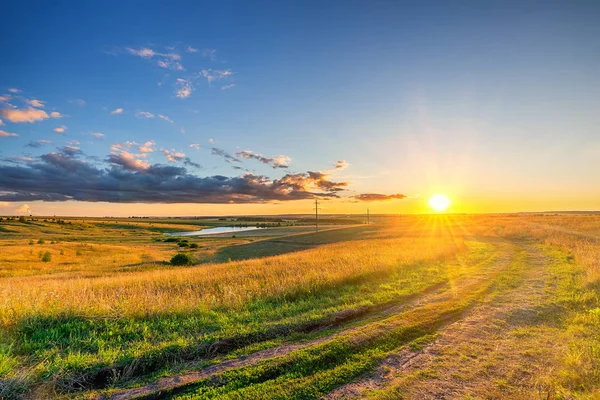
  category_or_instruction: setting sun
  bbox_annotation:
[429,194,451,212]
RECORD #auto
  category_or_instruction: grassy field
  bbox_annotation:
[0,214,599,399]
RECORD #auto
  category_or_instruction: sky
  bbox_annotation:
[1,0,599,216]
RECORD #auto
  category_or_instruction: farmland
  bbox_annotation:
[0,214,599,399]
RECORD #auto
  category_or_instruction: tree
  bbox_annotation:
[170,253,194,266]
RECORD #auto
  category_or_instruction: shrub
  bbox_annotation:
[164,237,180,243]
[41,252,51,262]
[170,253,194,266]
[37,239,45,244]
[189,243,199,249]
[76,249,82,256]
[18,216,26,223]
[29,239,34,246]
[178,242,189,248]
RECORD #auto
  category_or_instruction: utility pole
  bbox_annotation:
[314,198,321,232]
[367,208,370,225]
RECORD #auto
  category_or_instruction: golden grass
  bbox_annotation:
[0,235,463,324]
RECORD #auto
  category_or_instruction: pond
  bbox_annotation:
[164,226,263,237]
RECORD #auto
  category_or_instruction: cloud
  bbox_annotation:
[199,69,233,86]
[211,147,241,163]
[25,139,52,148]
[71,99,86,106]
[91,132,104,138]
[175,78,193,99]
[26,99,45,108]
[107,151,150,172]
[126,47,183,71]
[67,140,80,146]
[184,158,202,169]
[202,49,217,61]
[8,88,20,93]
[0,120,3,125]
[138,141,155,153]
[161,149,186,162]
[53,125,67,134]
[1,107,49,123]
[50,111,62,118]
[111,108,124,115]
[190,143,200,150]
[136,111,154,118]
[208,138,214,143]
[158,114,173,123]
[334,160,350,170]
[0,149,350,203]
[221,84,235,90]
[0,130,19,137]
[353,193,407,202]
[15,204,31,215]
[0,95,11,102]
[13,157,33,162]
[186,46,199,53]
[234,150,291,169]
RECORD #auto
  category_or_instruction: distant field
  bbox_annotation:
[0,215,599,399]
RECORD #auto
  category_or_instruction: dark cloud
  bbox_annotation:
[211,147,241,163]
[353,193,407,202]
[183,157,202,169]
[0,150,349,204]
[233,150,290,169]
[25,140,52,148]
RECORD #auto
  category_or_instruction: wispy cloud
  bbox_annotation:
[90,132,104,139]
[136,111,154,119]
[70,98,86,106]
[0,119,3,125]
[221,84,235,90]
[126,47,184,71]
[333,160,350,170]
[111,107,124,115]
[199,69,233,86]
[202,48,217,61]
[190,143,200,150]
[0,130,19,137]
[1,108,49,123]
[353,193,407,202]
[25,139,52,148]
[67,140,80,146]
[26,99,45,108]
[53,125,67,134]
[234,150,291,169]
[158,114,173,123]
[0,95,10,102]
[186,46,199,53]
[175,78,193,99]
[161,149,186,162]
[8,88,20,93]
[211,147,241,163]
[50,111,62,118]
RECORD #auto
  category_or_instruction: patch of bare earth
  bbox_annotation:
[325,244,562,400]
[103,240,509,400]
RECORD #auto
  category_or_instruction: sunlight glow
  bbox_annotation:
[429,194,451,212]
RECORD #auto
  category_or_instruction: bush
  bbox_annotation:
[41,252,51,262]
[37,238,45,244]
[164,237,180,243]
[170,253,194,266]
[29,239,34,245]
[76,249,82,256]
[18,216,26,223]
[189,243,199,249]
[178,242,189,248]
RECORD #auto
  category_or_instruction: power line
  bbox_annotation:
[313,198,321,232]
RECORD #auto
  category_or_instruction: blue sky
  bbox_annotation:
[1,1,600,215]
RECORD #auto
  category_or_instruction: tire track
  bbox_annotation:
[324,243,554,400]
[101,240,512,400]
